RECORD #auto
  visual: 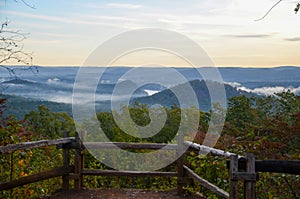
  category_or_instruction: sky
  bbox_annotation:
[1,0,300,67]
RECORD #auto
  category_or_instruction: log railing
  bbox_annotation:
[1,132,300,199]
[0,135,75,191]
[0,137,75,154]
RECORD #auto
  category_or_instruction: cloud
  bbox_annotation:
[284,37,300,41]
[79,14,139,22]
[144,89,160,96]
[226,82,300,96]
[20,22,60,29]
[246,86,300,96]
[26,39,62,45]
[3,10,127,28]
[36,32,79,39]
[237,86,286,96]
[106,3,142,9]
[225,34,272,38]
[47,78,60,84]
[225,82,241,87]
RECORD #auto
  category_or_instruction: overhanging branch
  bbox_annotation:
[255,0,283,21]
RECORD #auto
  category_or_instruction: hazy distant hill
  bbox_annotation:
[218,66,300,82]
[1,79,254,118]
[2,65,300,84]
[134,80,254,111]
[0,94,72,120]
[1,66,299,118]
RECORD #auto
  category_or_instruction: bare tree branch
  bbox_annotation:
[255,0,283,21]
[255,1,300,21]
[0,1,37,93]
[20,0,35,9]
[11,0,35,9]
[295,3,300,13]
[0,20,37,81]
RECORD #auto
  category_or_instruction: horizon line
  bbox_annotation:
[3,65,300,69]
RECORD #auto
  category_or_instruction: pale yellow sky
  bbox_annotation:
[2,0,300,67]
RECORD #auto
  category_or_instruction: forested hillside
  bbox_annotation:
[135,80,254,111]
[0,91,299,198]
[0,94,72,119]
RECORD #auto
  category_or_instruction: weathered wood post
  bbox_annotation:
[229,155,238,199]
[245,154,256,199]
[177,131,184,195]
[62,131,70,190]
[80,132,85,188]
[74,132,83,190]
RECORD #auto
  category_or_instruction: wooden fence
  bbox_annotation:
[0,135,75,191]
[0,132,300,199]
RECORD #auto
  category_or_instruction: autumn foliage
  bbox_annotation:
[0,91,299,198]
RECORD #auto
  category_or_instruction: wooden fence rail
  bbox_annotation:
[84,142,178,150]
[184,141,242,158]
[184,165,230,198]
[0,166,74,191]
[82,170,178,177]
[0,137,75,154]
[0,135,75,192]
[226,158,300,175]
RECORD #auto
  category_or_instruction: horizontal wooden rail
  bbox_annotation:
[184,141,240,158]
[230,171,258,181]
[256,160,300,175]
[0,137,75,154]
[183,165,229,199]
[82,169,177,177]
[0,165,74,191]
[84,142,178,150]
[227,158,300,175]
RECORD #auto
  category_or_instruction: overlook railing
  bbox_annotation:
[0,132,299,199]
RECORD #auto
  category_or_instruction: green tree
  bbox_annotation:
[24,105,75,139]
[226,95,257,132]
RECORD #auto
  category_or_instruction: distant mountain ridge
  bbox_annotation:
[1,65,300,83]
[217,66,300,82]
[1,79,253,119]
[134,79,254,111]
[1,66,299,117]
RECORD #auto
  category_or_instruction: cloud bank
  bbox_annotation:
[226,82,300,96]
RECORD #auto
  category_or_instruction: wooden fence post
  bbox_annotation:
[230,155,238,199]
[245,154,256,199]
[80,132,85,188]
[177,131,184,195]
[62,131,70,190]
[74,132,83,191]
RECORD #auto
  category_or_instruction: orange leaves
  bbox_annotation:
[18,159,24,166]
[21,171,27,177]
[29,189,34,195]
